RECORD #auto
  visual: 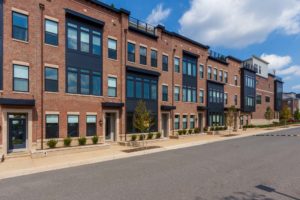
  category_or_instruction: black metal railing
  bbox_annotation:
[129,17,156,36]
[209,50,227,63]
[242,63,258,72]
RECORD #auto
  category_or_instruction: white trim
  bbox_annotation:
[44,15,59,22]
[162,53,169,56]
[12,39,29,44]
[86,112,97,115]
[44,63,59,68]
[151,47,158,51]
[256,88,274,94]
[162,83,168,86]
[12,60,30,66]
[174,84,181,87]
[174,55,181,59]
[45,111,60,115]
[108,36,118,40]
[127,40,136,44]
[67,112,80,115]
[140,43,148,48]
[108,74,118,78]
[12,7,29,15]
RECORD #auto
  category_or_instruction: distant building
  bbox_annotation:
[283,92,300,115]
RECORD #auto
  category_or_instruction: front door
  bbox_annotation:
[162,114,169,137]
[8,114,27,152]
[105,113,116,141]
[198,113,203,132]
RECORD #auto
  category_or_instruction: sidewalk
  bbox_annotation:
[0,126,298,180]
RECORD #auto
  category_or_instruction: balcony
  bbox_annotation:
[208,50,228,64]
[128,17,157,38]
[242,63,258,73]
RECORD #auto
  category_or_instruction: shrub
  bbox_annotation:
[147,133,154,140]
[139,134,145,141]
[156,132,162,139]
[224,126,228,130]
[194,128,201,134]
[92,136,99,144]
[210,127,215,131]
[204,127,208,132]
[63,137,72,147]
[188,129,193,134]
[47,139,58,149]
[131,134,137,141]
[78,137,87,146]
[178,130,183,135]
[182,129,187,135]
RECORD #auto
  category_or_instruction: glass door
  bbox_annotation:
[8,114,27,151]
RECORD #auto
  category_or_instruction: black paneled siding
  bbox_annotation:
[274,80,283,111]
[207,81,224,126]
[0,0,3,90]
[241,68,256,112]
[182,52,198,94]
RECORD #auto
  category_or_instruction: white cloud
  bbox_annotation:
[179,0,300,48]
[146,4,171,25]
[283,76,292,81]
[261,54,292,70]
[277,65,300,76]
[292,85,300,90]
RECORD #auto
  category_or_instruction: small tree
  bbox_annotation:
[280,105,291,127]
[294,109,300,121]
[226,106,236,135]
[133,100,154,133]
[264,107,274,125]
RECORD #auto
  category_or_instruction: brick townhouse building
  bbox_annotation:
[0,0,283,155]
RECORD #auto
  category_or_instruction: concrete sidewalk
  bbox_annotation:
[0,126,297,180]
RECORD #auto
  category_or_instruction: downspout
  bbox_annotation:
[171,48,176,135]
[39,3,45,150]
[124,29,127,141]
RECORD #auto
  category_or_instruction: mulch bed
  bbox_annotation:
[222,134,239,137]
[122,146,161,153]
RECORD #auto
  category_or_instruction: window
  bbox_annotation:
[162,55,168,71]
[234,75,238,86]
[68,115,79,137]
[13,64,29,92]
[190,116,195,129]
[46,115,59,139]
[266,96,270,103]
[234,95,238,105]
[174,115,180,130]
[80,27,90,53]
[199,90,204,104]
[151,50,157,67]
[12,12,28,41]
[208,67,212,79]
[224,93,228,105]
[108,77,117,97]
[224,72,228,83]
[259,66,262,74]
[92,72,101,96]
[182,86,196,102]
[108,39,117,59]
[256,95,262,104]
[199,65,204,79]
[219,70,223,82]
[140,46,147,65]
[213,68,218,81]
[80,70,90,95]
[182,115,187,129]
[174,57,180,73]
[246,96,254,107]
[245,75,255,88]
[162,85,168,101]
[183,57,197,77]
[45,67,58,92]
[67,23,78,50]
[174,86,180,101]
[126,75,157,100]
[86,115,97,136]
[45,19,58,46]
[127,42,135,62]
[92,31,101,55]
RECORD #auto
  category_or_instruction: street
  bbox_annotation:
[1,128,300,200]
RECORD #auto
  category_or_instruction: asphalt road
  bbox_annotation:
[1,128,300,200]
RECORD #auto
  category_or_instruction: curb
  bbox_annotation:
[0,126,298,180]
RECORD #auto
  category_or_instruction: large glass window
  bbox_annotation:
[174,115,180,130]
[190,116,195,129]
[80,70,90,95]
[86,115,97,136]
[199,65,204,79]
[162,55,168,71]
[12,12,28,41]
[13,64,29,92]
[182,86,197,102]
[151,50,157,67]
[46,115,59,139]
[45,67,58,92]
[108,39,117,59]
[174,57,180,73]
[174,86,180,101]
[140,46,147,65]
[127,42,135,62]
[80,28,90,53]
[199,90,204,104]
[208,67,212,79]
[162,85,168,102]
[136,78,142,98]
[126,75,157,100]
[67,23,78,50]
[108,77,117,97]
[182,115,187,129]
[143,79,150,99]
[213,68,218,81]
[45,19,58,46]
[92,31,101,55]
[68,115,79,137]
[92,72,101,96]
[67,68,78,94]
[183,57,197,77]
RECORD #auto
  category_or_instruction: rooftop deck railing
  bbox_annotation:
[242,63,258,72]
[129,17,156,36]
[209,50,227,63]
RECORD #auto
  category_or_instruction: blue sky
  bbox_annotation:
[102,0,300,92]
